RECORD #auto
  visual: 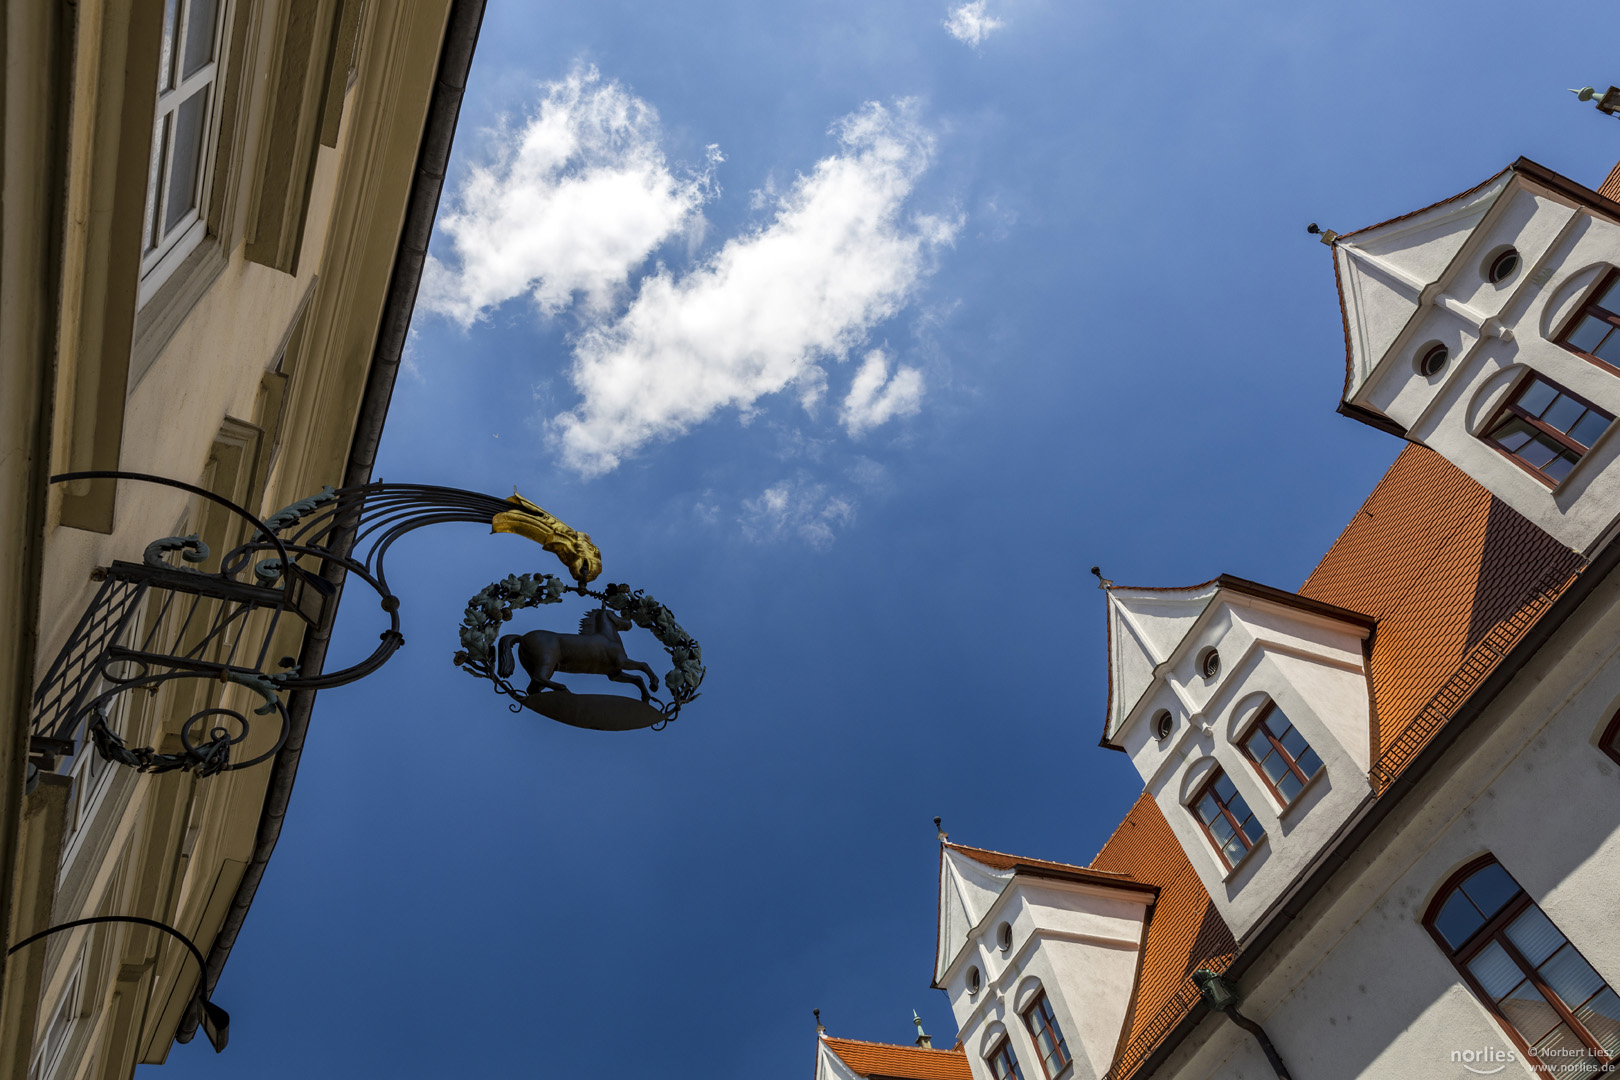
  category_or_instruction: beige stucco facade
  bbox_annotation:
[0,0,472,1074]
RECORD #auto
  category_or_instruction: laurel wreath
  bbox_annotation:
[452,573,704,720]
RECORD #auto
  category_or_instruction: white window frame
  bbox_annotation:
[138,0,229,307]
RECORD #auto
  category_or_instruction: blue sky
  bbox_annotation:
[159,1,1620,1075]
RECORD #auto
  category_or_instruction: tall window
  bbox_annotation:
[1426,857,1620,1075]
[1241,704,1324,804]
[1482,374,1613,486]
[1191,769,1264,869]
[987,1037,1025,1080]
[1561,271,1620,371]
[1021,992,1071,1079]
[141,0,225,298]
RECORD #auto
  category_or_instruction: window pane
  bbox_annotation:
[1435,890,1487,949]
[164,88,207,233]
[1567,316,1612,355]
[1295,746,1324,779]
[1519,436,1561,471]
[1196,795,1221,826]
[1222,835,1249,864]
[1469,941,1527,1000]
[1597,330,1620,369]
[182,0,219,79]
[1279,724,1309,760]
[1543,452,1579,484]
[1544,394,1586,434]
[1539,946,1605,1013]
[1576,987,1620,1057]
[1507,907,1567,967]
[1598,277,1620,314]
[1208,815,1236,844]
[1214,773,1237,803]
[1491,417,1536,453]
[1570,410,1611,449]
[1519,378,1559,417]
[1238,811,1264,845]
[1501,979,1563,1044]
[1460,863,1521,921]
[144,115,169,251]
[1277,770,1303,803]
[1533,1023,1601,1077]
[1246,730,1272,762]
[1258,750,1289,786]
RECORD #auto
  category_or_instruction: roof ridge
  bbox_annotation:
[824,1036,965,1055]
[1104,576,1220,594]
[944,840,1135,878]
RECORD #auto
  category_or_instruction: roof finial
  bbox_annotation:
[1090,566,1113,589]
[1571,86,1620,115]
[814,1008,826,1036]
[1306,223,1338,245]
[913,1010,933,1049]
[934,816,948,842]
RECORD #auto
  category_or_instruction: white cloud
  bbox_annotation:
[841,349,923,436]
[740,479,856,548]
[944,1,1003,45]
[419,66,714,324]
[550,100,955,476]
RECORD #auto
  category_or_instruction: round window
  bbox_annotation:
[967,966,982,995]
[1488,248,1520,284]
[1418,343,1449,378]
[1153,710,1173,740]
[997,922,1013,951]
[1198,647,1220,680]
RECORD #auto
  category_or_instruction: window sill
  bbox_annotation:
[130,238,228,392]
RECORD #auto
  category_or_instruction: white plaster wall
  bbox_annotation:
[1152,571,1620,1080]
[1351,177,1620,553]
[942,881,1149,1080]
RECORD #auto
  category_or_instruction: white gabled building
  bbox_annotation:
[817,151,1620,1080]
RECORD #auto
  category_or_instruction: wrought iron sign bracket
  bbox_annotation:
[29,471,705,781]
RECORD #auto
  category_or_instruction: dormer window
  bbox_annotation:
[1191,770,1263,869]
[987,1037,1025,1080]
[1021,992,1071,1079]
[1241,703,1324,804]
[1482,374,1613,485]
[1560,270,1620,370]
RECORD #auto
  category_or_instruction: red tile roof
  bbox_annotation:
[943,841,1142,889]
[1299,445,1583,782]
[822,1037,973,1080]
[1092,794,1236,1080]
[1601,158,1620,202]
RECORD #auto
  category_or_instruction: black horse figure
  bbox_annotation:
[497,608,659,703]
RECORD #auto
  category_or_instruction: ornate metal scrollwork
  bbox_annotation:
[31,471,692,779]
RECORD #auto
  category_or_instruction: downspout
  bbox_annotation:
[177,0,487,1041]
[1192,970,1293,1080]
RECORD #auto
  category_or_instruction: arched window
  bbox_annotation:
[986,1036,1025,1080]
[1424,856,1620,1072]
[1239,702,1324,804]
[1021,991,1071,1079]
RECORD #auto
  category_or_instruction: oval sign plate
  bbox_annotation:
[520,691,665,732]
